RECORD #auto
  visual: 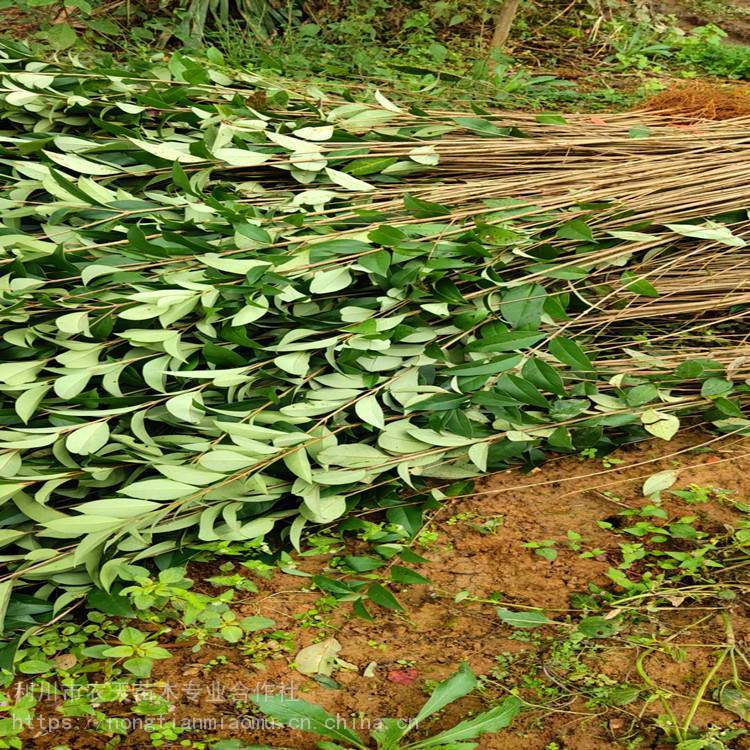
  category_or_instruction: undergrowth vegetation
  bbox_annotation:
[3,0,750,111]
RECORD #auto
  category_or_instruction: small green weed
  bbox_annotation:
[251,663,521,749]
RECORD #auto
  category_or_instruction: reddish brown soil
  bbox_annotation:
[0,7,40,38]
[20,429,750,749]
[657,0,750,43]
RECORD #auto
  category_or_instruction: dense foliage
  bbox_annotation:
[0,39,748,644]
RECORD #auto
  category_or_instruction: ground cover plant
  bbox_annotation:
[251,663,522,749]
[4,0,750,114]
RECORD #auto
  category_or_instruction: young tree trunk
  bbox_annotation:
[490,0,521,52]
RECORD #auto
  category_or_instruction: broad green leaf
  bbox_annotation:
[413,663,477,726]
[666,222,745,248]
[500,283,547,329]
[410,697,522,748]
[65,422,110,456]
[621,271,658,297]
[325,167,374,192]
[497,607,552,628]
[367,583,403,611]
[43,150,120,176]
[43,516,123,534]
[701,377,733,398]
[310,267,352,295]
[252,695,366,748]
[15,384,50,424]
[274,352,311,376]
[199,253,272,275]
[549,337,595,371]
[318,445,388,468]
[214,148,271,167]
[719,685,750,721]
[77,498,162,517]
[128,137,204,163]
[294,637,341,677]
[390,565,429,585]
[642,470,678,497]
[284,447,313,483]
[355,394,385,429]
[641,409,679,440]
[119,480,198,501]
[557,218,594,242]
[0,581,13,634]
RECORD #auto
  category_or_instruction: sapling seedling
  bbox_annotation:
[248,662,521,750]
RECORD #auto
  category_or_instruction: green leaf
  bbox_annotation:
[0,581,13,634]
[252,695,366,748]
[642,470,678,497]
[497,608,552,628]
[625,384,658,406]
[390,565,429,585]
[701,377,733,398]
[242,616,276,632]
[641,409,679,440]
[535,113,568,125]
[199,253,271,275]
[124,657,154,678]
[358,250,391,277]
[325,167,374,192]
[355,394,385,429]
[403,195,450,218]
[576,616,618,639]
[65,422,110,455]
[666,222,745,248]
[413,663,477,726]
[15,384,50,424]
[453,117,507,136]
[521,358,565,396]
[44,151,119,176]
[621,271,658,297]
[410,697,522,748]
[500,283,547,329]
[317,445,388,468]
[719,684,750,721]
[310,267,353,294]
[467,330,545,353]
[549,337,595,371]
[556,218,594,242]
[119,480,198,501]
[87,590,136,618]
[371,718,408,750]
[284,447,313,483]
[449,355,522,378]
[214,148,271,167]
[367,583,404,611]
[275,352,311,376]
[47,22,78,49]
[77,498,162,517]
[128,137,204,163]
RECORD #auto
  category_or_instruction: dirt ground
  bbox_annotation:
[21,427,750,749]
[657,0,750,42]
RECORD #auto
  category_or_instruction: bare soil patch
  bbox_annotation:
[657,0,750,43]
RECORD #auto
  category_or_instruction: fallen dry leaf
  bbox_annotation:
[53,653,77,670]
[294,637,341,677]
[387,668,418,685]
